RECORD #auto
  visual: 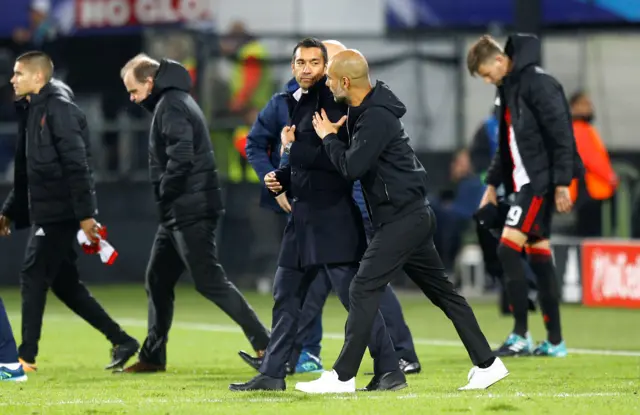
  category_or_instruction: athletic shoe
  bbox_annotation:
[533,340,568,357]
[494,332,534,357]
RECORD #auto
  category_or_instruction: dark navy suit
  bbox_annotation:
[259,78,397,378]
[0,297,19,363]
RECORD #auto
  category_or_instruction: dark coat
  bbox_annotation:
[245,78,298,212]
[486,34,583,196]
[274,77,366,268]
[1,79,97,228]
[141,59,224,228]
[322,81,430,227]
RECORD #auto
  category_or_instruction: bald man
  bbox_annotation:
[242,40,421,377]
[295,50,509,393]
[0,51,139,371]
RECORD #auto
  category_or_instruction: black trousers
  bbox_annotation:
[260,264,398,379]
[139,219,270,366]
[333,207,493,379]
[19,222,131,362]
[290,272,419,366]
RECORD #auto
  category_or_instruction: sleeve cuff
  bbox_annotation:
[322,133,340,145]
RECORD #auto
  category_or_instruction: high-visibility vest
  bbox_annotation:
[229,40,273,111]
[569,120,618,201]
[229,125,260,183]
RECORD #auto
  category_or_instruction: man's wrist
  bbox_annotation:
[283,142,293,154]
[322,133,338,143]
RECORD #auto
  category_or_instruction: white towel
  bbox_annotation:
[76,226,118,265]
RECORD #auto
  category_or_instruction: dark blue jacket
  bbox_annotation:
[246,78,372,232]
[245,78,298,212]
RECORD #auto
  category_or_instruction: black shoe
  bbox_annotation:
[238,350,263,371]
[399,359,421,375]
[238,350,294,374]
[106,339,140,370]
[358,370,408,392]
[229,374,286,391]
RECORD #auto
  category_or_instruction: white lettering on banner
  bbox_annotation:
[179,0,210,21]
[77,0,130,27]
[76,0,212,28]
[107,0,131,26]
[561,247,581,303]
[590,251,640,302]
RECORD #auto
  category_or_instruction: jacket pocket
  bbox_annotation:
[373,173,391,203]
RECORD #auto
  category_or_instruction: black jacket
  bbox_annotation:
[274,77,366,268]
[322,81,429,227]
[1,79,97,229]
[141,59,223,228]
[486,34,583,196]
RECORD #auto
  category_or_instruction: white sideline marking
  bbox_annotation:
[0,392,631,407]
[43,315,640,358]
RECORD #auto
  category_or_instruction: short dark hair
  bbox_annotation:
[467,35,503,76]
[569,90,588,106]
[120,53,160,82]
[16,51,54,82]
[291,37,328,64]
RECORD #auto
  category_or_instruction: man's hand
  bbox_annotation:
[0,215,11,237]
[264,171,283,193]
[312,109,347,139]
[80,218,100,243]
[555,186,573,213]
[275,193,291,213]
[479,185,498,208]
[281,125,296,147]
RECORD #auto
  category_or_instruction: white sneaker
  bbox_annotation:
[458,357,509,390]
[295,370,356,394]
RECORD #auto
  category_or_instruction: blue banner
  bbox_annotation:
[386,0,640,29]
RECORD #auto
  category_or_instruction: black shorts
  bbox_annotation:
[504,184,553,241]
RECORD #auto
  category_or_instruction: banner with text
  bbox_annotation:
[75,0,214,29]
[581,240,640,309]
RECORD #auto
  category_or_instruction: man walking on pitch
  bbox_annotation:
[466,34,583,357]
[119,54,270,372]
[296,49,507,393]
[0,51,139,372]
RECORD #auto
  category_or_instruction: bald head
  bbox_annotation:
[325,49,372,106]
[322,40,347,61]
[328,49,369,85]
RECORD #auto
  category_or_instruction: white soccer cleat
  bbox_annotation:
[458,357,509,390]
[294,370,356,394]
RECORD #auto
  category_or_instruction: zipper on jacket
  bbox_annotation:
[377,173,390,201]
[346,109,374,222]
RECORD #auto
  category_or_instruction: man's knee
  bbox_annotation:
[348,274,383,302]
[496,241,526,282]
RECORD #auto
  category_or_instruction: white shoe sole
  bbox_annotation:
[458,370,509,391]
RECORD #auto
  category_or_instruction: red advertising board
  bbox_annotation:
[75,0,213,29]
[582,240,640,309]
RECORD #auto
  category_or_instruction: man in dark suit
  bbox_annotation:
[229,38,406,392]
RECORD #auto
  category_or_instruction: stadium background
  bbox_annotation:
[1,0,638,309]
[0,2,637,414]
